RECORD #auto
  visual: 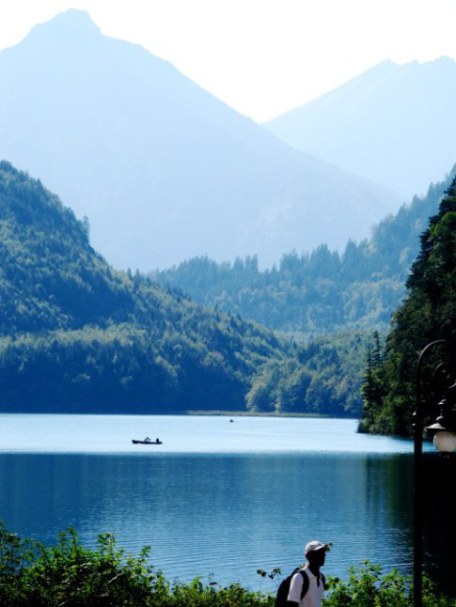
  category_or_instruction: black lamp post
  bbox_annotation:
[413,340,456,607]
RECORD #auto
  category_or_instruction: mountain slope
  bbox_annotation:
[266,58,456,199]
[0,10,399,270]
[0,161,288,412]
[360,174,456,436]
[151,170,455,335]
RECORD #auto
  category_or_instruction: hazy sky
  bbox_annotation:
[2,0,456,121]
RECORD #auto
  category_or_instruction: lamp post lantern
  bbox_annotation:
[413,340,456,607]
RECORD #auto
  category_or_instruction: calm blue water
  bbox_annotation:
[0,414,415,454]
[0,415,453,595]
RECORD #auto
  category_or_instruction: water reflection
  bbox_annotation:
[421,453,456,595]
[0,452,454,595]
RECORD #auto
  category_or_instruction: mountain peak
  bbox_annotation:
[266,56,456,199]
[24,9,101,47]
[0,10,401,270]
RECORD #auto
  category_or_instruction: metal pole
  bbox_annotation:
[414,340,446,607]
[413,392,423,607]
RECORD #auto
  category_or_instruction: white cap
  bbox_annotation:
[305,540,329,556]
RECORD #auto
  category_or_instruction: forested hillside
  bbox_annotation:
[152,169,454,336]
[0,161,367,417]
[0,161,290,413]
[360,176,456,435]
[245,330,376,416]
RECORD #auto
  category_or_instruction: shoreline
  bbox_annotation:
[186,410,354,419]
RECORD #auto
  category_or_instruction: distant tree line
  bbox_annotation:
[151,171,454,337]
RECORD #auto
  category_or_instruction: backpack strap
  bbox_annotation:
[299,570,309,599]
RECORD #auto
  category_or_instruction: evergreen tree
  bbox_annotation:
[359,177,456,435]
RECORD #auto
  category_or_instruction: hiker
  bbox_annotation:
[286,541,329,607]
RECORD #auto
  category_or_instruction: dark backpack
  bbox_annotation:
[274,568,309,607]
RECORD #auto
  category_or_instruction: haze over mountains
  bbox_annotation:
[0,9,399,271]
[266,57,456,200]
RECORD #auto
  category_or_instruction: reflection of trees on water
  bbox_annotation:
[422,453,456,596]
[364,455,414,570]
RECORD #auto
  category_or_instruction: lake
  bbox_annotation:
[0,414,454,596]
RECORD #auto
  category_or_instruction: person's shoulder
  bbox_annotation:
[289,568,306,586]
[290,568,304,580]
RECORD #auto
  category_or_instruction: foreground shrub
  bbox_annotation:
[1,524,455,607]
[323,561,455,607]
[0,523,272,607]
[0,525,159,607]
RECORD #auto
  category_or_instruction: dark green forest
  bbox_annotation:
[0,161,289,413]
[147,170,456,421]
[151,170,455,336]
[0,160,365,416]
[2,159,455,421]
[360,176,456,435]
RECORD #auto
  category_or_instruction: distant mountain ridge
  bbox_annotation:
[0,9,399,270]
[266,57,456,199]
[152,169,455,335]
